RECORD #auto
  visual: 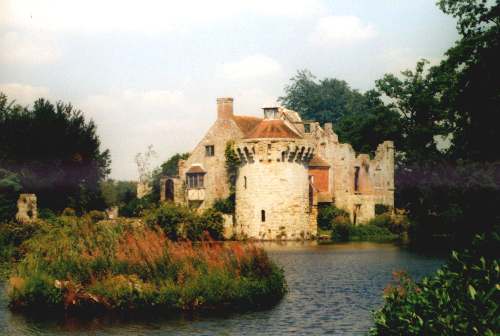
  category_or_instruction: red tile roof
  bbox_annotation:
[244,119,301,139]
[233,115,263,136]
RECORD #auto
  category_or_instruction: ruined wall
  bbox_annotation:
[235,139,316,240]
[16,194,37,224]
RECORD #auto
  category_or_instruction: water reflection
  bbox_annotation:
[0,242,444,335]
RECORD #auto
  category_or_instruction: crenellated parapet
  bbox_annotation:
[235,139,315,165]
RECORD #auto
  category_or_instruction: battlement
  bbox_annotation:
[235,139,315,165]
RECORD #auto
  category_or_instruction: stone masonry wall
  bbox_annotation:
[235,139,316,240]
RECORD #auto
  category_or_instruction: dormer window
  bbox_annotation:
[263,107,279,119]
[205,145,215,157]
[304,123,311,133]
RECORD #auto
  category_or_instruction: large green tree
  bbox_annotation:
[279,70,402,154]
[436,0,500,162]
[0,93,111,213]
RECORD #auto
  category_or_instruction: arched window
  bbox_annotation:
[261,210,266,222]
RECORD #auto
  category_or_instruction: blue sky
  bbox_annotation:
[0,0,458,180]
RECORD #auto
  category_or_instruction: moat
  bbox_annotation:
[0,242,444,335]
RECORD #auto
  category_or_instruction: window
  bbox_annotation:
[187,173,205,188]
[244,176,247,189]
[205,145,215,157]
[261,210,266,222]
[304,123,311,133]
[354,166,360,192]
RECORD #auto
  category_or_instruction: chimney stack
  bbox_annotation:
[217,97,234,119]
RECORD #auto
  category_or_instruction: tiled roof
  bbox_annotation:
[233,115,263,136]
[244,119,301,139]
[186,165,206,174]
[308,155,330,167]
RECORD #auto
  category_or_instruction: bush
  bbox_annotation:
[375,204,390,215]
[7,216,286,313]
[213,195,235,214]
[368,213,410,235]
[144,203,194,240]
[318,205,349,230]
[119,196,156,218]
[349,224,397,241]
[61,208,76,217]
[85,210,107,222]
[371,231,500,335]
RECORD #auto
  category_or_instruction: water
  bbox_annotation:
[0,242,444,335]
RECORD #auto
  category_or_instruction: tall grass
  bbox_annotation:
[7,216,286,313]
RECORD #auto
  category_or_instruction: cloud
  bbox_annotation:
[0,31,60,65]
[309,16,377,46]
[379,48,443,74]
[0,83,50,105]
[79,89,208,180]
[1,0,326,34]
[217,55,282,81]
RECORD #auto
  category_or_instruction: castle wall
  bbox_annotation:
[235,139,316,240]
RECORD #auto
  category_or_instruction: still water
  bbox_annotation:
[0,242,444,335]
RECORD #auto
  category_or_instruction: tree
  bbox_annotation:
[335,90,402,155]
[278,70,365,125]
[100,179,137,207]
[0,93,111,213]
[435,0,500,162]
[376,60,448,164]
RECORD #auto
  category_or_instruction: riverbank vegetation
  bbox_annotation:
[5,214,286,314]
[318,205,407,242]
[371,230,500,335]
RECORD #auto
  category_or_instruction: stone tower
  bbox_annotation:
[234,108,316,240]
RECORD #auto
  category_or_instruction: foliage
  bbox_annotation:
[144,203,224,241]
[225,141,241,194]
[0,168,22,221]
[371,231,500,335]
[396,161,499,246]
[119,195,155,218]
[435,0,500,162]
[7,217,286,313]
[375,204,390,215]
[317,205,349,230]
[367,213,410,235]
[100,179,136,207]
[278,70,364,125]
[376,60,447,164]
[213,196,235,215]
[0,93,111,213]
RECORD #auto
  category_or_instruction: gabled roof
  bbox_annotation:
[244,119,301,139]
[308,155,330,167]
[186,165,206,174]
[233,115,263,136]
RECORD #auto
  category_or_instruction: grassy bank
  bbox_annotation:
[5,215,286,314]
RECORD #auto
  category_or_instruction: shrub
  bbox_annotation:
[119,196,154,217]
[318,205,349,230]
[368,213,410,235]
[349,224,397,241]
[61,208,76,217]
[7,216,286,313]
[331,220,352,241]
[213,196,235,214]
[144,203,194,240]
[371,231,500,335]
[375,204,390,215]
[85,210,107,222]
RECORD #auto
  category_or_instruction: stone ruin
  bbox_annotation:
[15,193,38,224]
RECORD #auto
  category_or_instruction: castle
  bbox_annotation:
[160,97,394,240]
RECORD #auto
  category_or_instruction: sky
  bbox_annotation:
[0,0,459,180]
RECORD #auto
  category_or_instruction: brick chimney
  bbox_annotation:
[217,97,234,119]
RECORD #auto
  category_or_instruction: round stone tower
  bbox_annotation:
[234,117,316,240]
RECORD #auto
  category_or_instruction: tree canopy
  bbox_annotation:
[0,93,111,213]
